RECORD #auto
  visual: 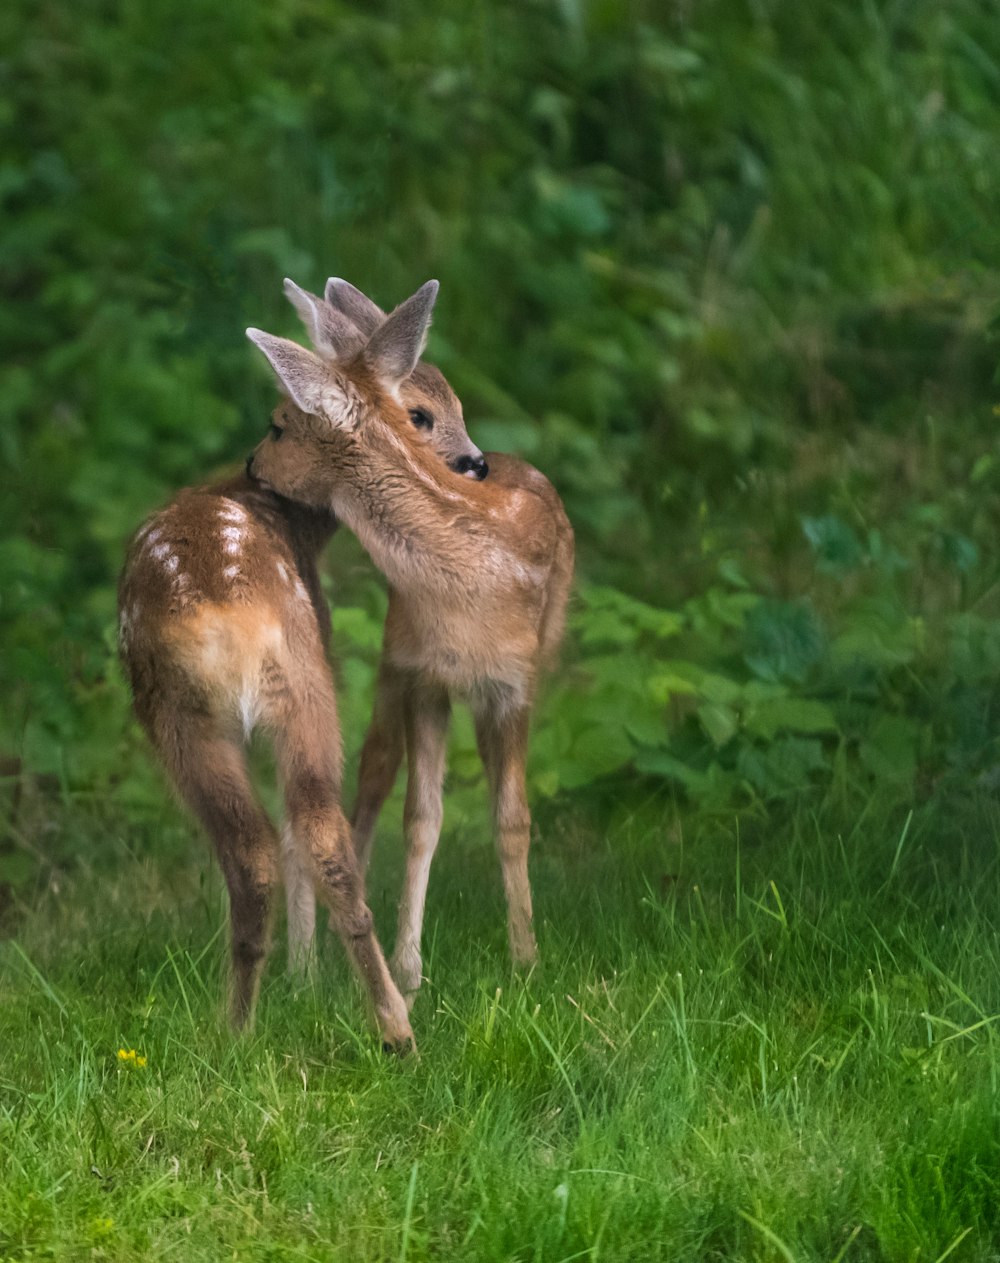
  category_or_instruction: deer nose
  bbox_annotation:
[453,454,489,480]
[245,452,256,476]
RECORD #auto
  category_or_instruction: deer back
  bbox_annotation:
[118,476,335,738]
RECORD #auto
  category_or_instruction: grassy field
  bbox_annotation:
[2,787,1000,1262]
[4,1,1000,1258]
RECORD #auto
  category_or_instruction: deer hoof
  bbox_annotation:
[382,1032,417,1057]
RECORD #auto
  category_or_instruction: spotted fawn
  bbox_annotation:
[118,280,485,1047]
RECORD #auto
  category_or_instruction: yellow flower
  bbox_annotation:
[117,1047,147,1067]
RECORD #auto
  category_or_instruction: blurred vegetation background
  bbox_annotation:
[3,0,1000,890]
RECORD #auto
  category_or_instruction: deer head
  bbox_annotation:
[250,278,486,486]
[247,279,473,510]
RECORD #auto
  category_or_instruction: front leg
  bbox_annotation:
[392,682,451,1005]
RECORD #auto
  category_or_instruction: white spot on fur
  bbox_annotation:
[221,525,243,557]
[150,541,172,561]
[218,500,247,524]
[163,554,179,574]
[294,579,309,602]
[144,526,163,546]
[223,564,240,580]
[276,561,289,583]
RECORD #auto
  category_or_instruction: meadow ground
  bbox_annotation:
[2,787,1000,1263]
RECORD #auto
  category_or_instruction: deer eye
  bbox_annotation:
[409,408,434,431]
[268,423,284,441]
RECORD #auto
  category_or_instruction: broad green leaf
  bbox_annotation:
[744,697,839,741]
[697,702,738,748]
[738,738,828,795]
[938,531,979,574]
[802,514,864,573]
[832,601,923,669]
[576,607,638,648]
[576,585,684,641]
[633,748,707,791]
[567,723,635,781]
[696,672,745,707]
[639,757,742,807]
[531,768,561,798]
[744,600,826,683]
[624,712,669,747]
[648,672,700,704]
[859,715,919,782]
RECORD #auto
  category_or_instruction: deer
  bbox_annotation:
[246,278,574,1009]
[117,279,488,1050]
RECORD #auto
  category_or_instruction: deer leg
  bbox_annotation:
[474,702,537,968]
[350,659,407,873]
[280,823,316,979]
[392,683,451,1005]
[159,725,279,1028]
[274,686,413,1052]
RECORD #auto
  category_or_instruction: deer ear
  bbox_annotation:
[363,280,439,391]
[246,328,337,417]
[282,279,323,342]
[283,278,364,360]
[325,277,385,335]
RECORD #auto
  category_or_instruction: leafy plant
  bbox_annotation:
[2,0,1000,882]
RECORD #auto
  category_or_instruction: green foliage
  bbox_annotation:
[2,0,1000,869]
[530,536,997,811]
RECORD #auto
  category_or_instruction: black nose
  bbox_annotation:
[453,454,489,480]
[245,452,255,476]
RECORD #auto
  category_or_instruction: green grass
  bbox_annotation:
[2,791,1000,1262]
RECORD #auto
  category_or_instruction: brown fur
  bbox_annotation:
[247,286,574,1006]
[119,280,495,1045]
[118,473,417,1046]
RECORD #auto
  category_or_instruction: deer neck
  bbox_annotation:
[323,429,484,600]
[278,492,340,573]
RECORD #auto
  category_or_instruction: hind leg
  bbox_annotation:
[284,656,406,976]
[474,700,537,968]
[281,824,316,979]
[157,721,279,1028]
[274,680,413,1051]
[351,658,407,873]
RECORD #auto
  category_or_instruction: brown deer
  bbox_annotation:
[118,279,486,1048]
[246,280,574,1008]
